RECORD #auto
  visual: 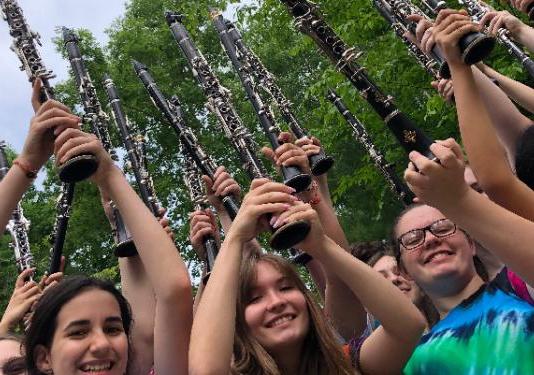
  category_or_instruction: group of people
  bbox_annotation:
[1,5,534,375]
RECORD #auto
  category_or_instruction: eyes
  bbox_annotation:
[247,284,296,305]
[66,324,124,339]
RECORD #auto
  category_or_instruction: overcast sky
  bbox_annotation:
[0,0,241,155]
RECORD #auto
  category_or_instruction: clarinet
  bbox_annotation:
[211,12,311,192]
[374,0,441,79]
[103,74,162,217]
[0,141,34,278]
[62,27,136,257]
[327,90,415,206]
[0,0,98,183]
[133,60,240,220]
[460,0,534,80]
[373,0,447,78]
[279,0,437,160]
[183,156,219,283]
[216,14,334,177]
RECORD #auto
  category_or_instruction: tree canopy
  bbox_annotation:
[1,0,530,310]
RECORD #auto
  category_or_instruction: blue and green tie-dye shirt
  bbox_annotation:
[404,269,534,375]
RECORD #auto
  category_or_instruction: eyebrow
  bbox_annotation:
[64,316,123,330]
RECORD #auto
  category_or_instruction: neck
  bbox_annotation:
[271,343,303,375]
[428,274,485,319]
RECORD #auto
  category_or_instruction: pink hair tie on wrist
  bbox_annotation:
[13,158,38,179]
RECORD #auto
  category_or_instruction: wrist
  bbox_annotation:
[0,318,12,334]
[13,157,39,179]
[94,165,123,190]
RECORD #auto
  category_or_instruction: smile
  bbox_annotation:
[266,314,296,328]
[424,250,454,264]
[80,361,114,373]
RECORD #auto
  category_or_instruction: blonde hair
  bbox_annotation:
[231,252,354,375]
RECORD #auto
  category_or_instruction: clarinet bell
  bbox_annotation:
[269,219,311,250]
[282,165,312,193]
[114,239,138,257]
[57,154,99,183]
[459,32,496,65]
[309,150,334,176]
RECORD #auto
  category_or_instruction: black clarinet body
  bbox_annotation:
[48,182,74,274]
[280,0,437,159]
[221,17,334,176]
[133,60,240,220]
[0,0,98,183]
[62,28,136,257]
[373,0,441,79]
[150,16,311,250]
[103,75,162,217]
[327,90,415,206]
[211,12,312,187]
[183,157,219,284]
[0,141,34,278]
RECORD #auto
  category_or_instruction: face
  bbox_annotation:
[395,205,476,292]
[0,339,23,375]
[36,289,128,375]
[373,256,421,304]
[244,261,309,355]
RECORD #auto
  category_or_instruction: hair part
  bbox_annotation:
[24,275,133,375]
[232,252,353,375]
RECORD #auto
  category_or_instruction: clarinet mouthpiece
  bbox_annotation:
[132,59,148,74]
[61,26,77,43]
[164,11,184,25]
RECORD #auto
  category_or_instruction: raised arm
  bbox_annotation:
[189,179,297,374]
[434,10,534,220]
[54,129,192,375]
[481,10,534,53]
[0,80,79,230]
[276,203,426,374]
[406,139,534,288]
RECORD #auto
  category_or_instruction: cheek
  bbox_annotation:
[244,305,264,332]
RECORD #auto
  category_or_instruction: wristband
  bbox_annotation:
[13,159,38,179]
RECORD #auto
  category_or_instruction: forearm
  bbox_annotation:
[100,169,191,301]
[0,166,32,230]
[189,233,243,374]
[451,64,515,193]
[472,66,531,156]
[443,189,534,287]
[515,23,534,55]
[317,237,425,341]
[478,63,534,114]
[216,207,233,234]
[0,319,10,335]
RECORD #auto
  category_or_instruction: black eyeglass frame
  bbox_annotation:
[397,218,457,251]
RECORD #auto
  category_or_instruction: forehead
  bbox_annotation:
[0,339,21,361]
[56,289,122,328]
[396,205,446,234]
[373,256,397,272]
[252,261,287,287]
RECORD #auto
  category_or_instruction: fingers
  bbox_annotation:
[261,146,276,163]
[35,98,72,118]
[15,268,35,288]
[31,78,43,113]
[295,136,313,148]
[212,167,240,197]
[277,131,295,144]
[421,26,435,54]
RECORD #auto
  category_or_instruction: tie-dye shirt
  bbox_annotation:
[404,269,534,375]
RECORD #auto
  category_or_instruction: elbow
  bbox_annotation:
[157,277,193,303]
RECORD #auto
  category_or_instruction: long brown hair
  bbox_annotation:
[232,252,354,375]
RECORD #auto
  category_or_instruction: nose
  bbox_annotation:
[265,290,287,312]
[389,272,402,286]
[89,330,113,355]
[422,228,441,249]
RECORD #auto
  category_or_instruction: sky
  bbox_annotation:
[0,0,241,181]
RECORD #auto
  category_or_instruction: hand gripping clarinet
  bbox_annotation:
[0,141,34,279]
[461,0,534,80]
[279,0,438,161]
[327,90,416,206]
[0,0,98,183]
[183,156,219,284]
[374,0,442,79]
[214,13,334,176]
[377,0,495,77]
[165,13,312,249]
[62,27,136,257]
[103,74,162,218]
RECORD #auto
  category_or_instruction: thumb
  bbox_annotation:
[202,175,214,193]
[31,78,44,113]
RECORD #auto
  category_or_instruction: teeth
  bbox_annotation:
[270,315,294,327]
[81,363,111,372]
[427,252,452,263]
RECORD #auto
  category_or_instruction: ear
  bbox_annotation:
[34,344,53,374]
[464,231,477,257]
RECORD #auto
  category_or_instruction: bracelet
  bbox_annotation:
[13,159,38,179]
[304,180,321,205]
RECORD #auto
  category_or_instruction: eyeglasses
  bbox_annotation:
[397,219,457,250]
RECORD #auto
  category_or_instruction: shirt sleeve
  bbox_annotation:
[506,268,534,305]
